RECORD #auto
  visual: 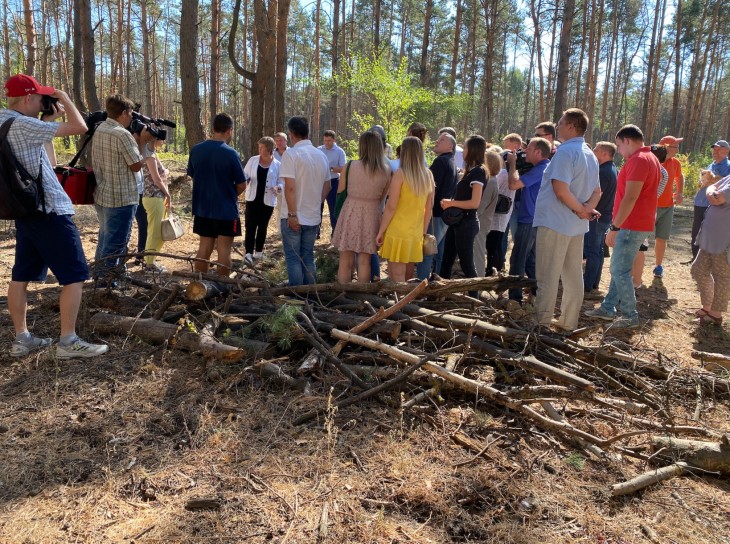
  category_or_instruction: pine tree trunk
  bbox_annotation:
[180,0,206,148]
[23,0,37,75]
[420,0,433,87]
[552,0,575,121]
[79,0,100,111]
[209,0,221,125]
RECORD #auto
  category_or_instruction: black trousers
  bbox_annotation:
[439,216,479,280]
[244,201,274,254]
[691,205,708,260]
[485,230,505,274]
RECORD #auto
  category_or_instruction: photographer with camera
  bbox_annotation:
[1,74,108,358]
[90,94,150,285]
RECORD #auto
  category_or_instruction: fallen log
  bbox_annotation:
[395,313,596,391]
[328,328,608,447]
[313,309,401,340]
[650,435,730,476]
[90,313,269,362]
[185,280,231,301]
[692,350,730,372]
[610,463,688,497]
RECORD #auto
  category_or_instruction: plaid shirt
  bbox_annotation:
[0,109,75,215]
[91,118,143,207]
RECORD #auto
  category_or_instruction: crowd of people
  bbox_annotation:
[3,72,730,360]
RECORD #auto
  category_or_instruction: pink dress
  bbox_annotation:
[331,161,390,254]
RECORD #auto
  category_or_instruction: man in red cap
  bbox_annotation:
[652,135,685,279]
[1,74,108,358]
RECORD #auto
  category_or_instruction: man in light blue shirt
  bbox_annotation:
[691,140,730,259]
[533,108,601,330]
[318,130,347,235]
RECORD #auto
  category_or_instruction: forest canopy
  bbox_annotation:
[2,0,728,157]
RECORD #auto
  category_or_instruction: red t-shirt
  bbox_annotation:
[657,156,681,207]
[613,147,661,232]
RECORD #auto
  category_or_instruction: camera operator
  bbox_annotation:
[1,74,107,358]
[90,94,152,284]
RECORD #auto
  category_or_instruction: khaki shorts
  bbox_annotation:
[654,206,674,240]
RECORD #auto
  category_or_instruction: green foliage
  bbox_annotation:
[563,452,585,471]
[315,249,339,283]
[677,152,712,198]
[260,305,299,350]
[335,51,436,146]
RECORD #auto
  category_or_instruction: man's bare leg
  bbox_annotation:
[8,281,29,334]
[195,237,217,273]
[215,236,234,276]
[59,282,83,337]
[655,238,667,266]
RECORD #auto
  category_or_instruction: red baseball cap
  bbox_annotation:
[4,74,55,97]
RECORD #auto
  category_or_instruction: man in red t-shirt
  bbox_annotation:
[652,135,685,278]
[585,125,661,328]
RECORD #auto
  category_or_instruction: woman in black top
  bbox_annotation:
[439,135,487,284]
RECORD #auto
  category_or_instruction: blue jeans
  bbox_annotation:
[94,203,137,279]
[583,217,611,291]
[281,219,318,286]
[600,229,646,320]
[508,221,536,301]
[416,216,448,280]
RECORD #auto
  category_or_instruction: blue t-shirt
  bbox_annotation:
[188,140,246,220]
[533,137,600,236]
[517,159,549,224]
[695,158,730,207]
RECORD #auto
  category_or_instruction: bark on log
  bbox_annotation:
[692,350,730,372]
[650,435,730,476]
[90,313,269,362]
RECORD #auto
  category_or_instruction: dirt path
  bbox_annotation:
[0,196,728,544]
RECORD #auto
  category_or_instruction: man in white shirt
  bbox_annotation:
[317,129,347,234]
[273,132,289,161]
[279,116,330,285]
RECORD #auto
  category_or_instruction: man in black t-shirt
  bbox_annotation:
[416,131,458,280]
[583,141,618,294]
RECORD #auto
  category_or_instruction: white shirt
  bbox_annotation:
[278,139,330,226]
[243,155,282,207]
[454,145,464,170]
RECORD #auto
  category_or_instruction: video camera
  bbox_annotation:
[40,96,59,117]
[502,147,533,176]
[129,110,176,141]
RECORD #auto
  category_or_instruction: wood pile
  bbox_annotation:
[86,265,730,496]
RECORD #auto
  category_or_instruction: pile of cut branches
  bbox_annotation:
[86,262,730,497]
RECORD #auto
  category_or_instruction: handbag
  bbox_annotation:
[422,216,438,256]
[333,161,351,220]
[441,206,464,226]
[495,194,512,214]
[161,210,185,241]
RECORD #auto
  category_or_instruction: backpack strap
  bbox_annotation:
[1,116,47,215]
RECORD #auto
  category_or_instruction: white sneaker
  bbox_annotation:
[244,253,254,265]
[56,338,109,359]
[10,334,53,357]
[253,251,264,260]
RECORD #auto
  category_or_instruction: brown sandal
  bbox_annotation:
[688,308,709,317]
[696,314,723,326]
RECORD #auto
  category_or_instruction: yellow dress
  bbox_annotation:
[379,181,427,263]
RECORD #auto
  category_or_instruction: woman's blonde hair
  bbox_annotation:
[399,136,433,197]
[359,130,389,176]
[484,150,503,177]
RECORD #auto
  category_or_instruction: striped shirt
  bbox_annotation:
[91,118,143,207]
[0,109,75,215]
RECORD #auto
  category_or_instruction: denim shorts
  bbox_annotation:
[12,213,90,285]
[193,215,242,238]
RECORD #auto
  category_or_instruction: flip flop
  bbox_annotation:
[696,314,723,326]
[687,308,708,318]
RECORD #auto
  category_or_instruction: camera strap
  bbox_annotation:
[68,132,93,168]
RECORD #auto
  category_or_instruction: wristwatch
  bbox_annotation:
[609,224,620,231]
[287,212,298,218]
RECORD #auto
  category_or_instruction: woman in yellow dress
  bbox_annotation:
[376,136,435,282]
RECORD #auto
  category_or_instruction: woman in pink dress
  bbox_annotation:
[332,131,391,283]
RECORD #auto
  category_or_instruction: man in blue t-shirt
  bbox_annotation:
[506,137,551,302]
[187,113,246,276]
